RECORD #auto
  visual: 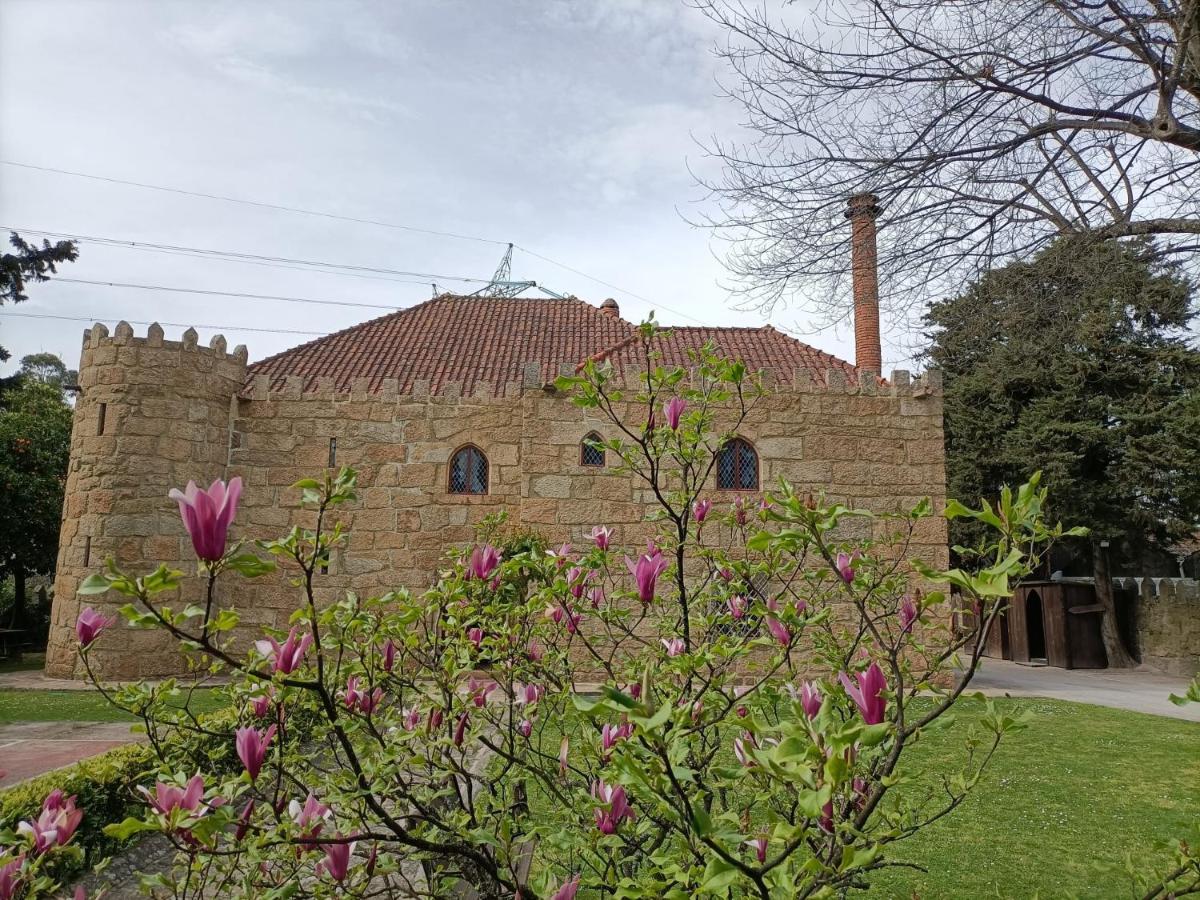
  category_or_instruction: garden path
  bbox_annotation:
[966,659,1200,721]
[0,721,141,787]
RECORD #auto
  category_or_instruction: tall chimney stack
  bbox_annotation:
[846,193,882,374]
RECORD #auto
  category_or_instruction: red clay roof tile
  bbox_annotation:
[247,295,856,395]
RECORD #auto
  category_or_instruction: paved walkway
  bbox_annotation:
[966,659,1200,722]
[0,721,143,788]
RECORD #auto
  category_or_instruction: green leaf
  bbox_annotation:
[103,817,159,840]
[698,856,738,893]
[226,553,276,578]
[78,574,112,595]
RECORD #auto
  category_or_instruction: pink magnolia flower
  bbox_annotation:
[467,627,484,650]
[517,719,533,738]
[544,605,565,625]
[567,566,586,600]
[733,733,756,767]
[601,721,634,756]
[800,681,823,719]
[626,682,642,700]
[381,640,397,673]
[733,496,748,526]
[289,793,331,849]
[661,637,685,657]
[853,776,870,812]
[467,677,496,708]
[255,625,313,675]
[625,551,670,604]
[736,705,748,718]
[835,550,861,584]
[559,736,570,776]
[794,598,809,616]
[717,567,734,583]
[236,725,276,782]
[564,607,582,634]
[17,790,83,854]
[693,498,712,523]
[249,688,275,719]
[516,683,544,706]
[550,875,581,900]
[691,699,705,721]
[727,594,748,620]
[839,662,888,725]
[765,617,791,647]
[526,638,544,662]
[589,525,613,550]
[402,706,421,731]
[428,707,444,731]
[592,781,633,834]
[0,855,24,900]
[587,584,606,608]
[143,774,205,815]
[745,835,768,864]
[664,396,686,430]
[466,545,501,581]
[899,596,919,634]
[168,477,242,562]
[547,543,572,568]
[75,607,114,648]
[453,713,470,747]
[320,839,354,882]
[820,799,834,834]
[235,799,255,841]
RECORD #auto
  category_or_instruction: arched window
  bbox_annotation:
[580,431,605,467]
[449,445,489,495]
[717,437,758,491]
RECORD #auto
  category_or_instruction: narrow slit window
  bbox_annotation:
[97,402,107,436]
[716,437,759,491]
[328,437,337,467]
[449,445,488,495]
[83,536,91,567]
[580,432,605,467]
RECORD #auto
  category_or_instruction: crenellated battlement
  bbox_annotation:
[237,363,942,403]
[81,321,249,364]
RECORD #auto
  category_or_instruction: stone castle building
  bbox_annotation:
[45,197,948,679]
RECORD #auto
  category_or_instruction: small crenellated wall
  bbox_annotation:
[1116,577,1200,676]
[47,326,947,679]
[45,323,248,679]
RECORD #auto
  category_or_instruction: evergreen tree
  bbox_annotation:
[924,237,1200,666]
[0,377,73,630]
[0,232,78,362]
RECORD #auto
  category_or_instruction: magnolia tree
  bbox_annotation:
[0,332,1077,899]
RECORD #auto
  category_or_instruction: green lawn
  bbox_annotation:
[0,687,229,723]
[527,697,1198,899]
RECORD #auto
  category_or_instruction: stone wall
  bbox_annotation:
[47,325,947,679]
[1118,577,1200,676]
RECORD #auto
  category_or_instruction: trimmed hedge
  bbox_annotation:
[0,742,156,880]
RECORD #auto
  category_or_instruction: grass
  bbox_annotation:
[526,697,1199,899]
[0,686,229,723]
[870,698,1199,898]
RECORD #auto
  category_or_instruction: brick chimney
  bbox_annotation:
[599,297,620,318]
[845,193,882,373]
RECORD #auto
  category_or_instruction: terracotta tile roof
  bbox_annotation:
[581,325,858,384]
[247,295,857,395]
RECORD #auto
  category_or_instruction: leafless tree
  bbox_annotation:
[695,0,1200,320]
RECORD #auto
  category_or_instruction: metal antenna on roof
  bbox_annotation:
[472,242,568,299]
[431,282,438,297]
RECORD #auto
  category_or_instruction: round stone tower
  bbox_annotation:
[45,321,248,679]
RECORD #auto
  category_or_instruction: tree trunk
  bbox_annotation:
[11,567,26,631]
[1093,542,1135,668]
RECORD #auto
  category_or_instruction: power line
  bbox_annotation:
[2,161,697,322]
[53,277,404,311]
[0,311,325,336]
[2,160,510,248]
[2,226,492,284]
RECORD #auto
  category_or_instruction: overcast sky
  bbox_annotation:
[0,0,898,379]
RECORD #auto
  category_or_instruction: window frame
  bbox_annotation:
[580,431,606,468]
[448,443,490,495]
[716,436,760,492]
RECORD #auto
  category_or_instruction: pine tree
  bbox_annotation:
[924,237,1200,666]
[0,231,78,362]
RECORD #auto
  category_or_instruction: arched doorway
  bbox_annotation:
[1026,590,1046,661]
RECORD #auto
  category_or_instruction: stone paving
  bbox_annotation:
[965,658,1200,722]
[0,721,142,788]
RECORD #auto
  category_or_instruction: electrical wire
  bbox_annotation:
[0,311,326,336]
[2,226,492,284]
[2,160,510,247]
[53,277,404,311]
